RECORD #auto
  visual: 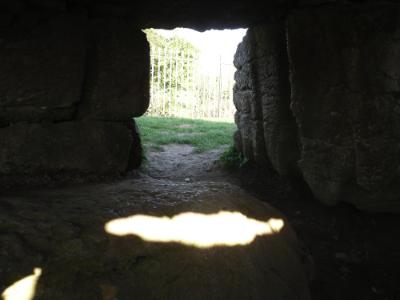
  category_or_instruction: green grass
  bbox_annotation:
[136,116,236,152]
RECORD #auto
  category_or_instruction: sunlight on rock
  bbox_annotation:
[2,268,42,300]
[105,211,284,248]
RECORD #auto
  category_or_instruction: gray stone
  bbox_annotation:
[233,90,252,114]
[0,2,26,14]
[0,106,75,125]
[28,0,67,11]
[233,23,299,174]
[0,180,313,300]
[233,129,242,153]
[287,6,400,211]
[251,24,299,176]
[234,64,254,92]
[0,121,133,176]
[252,120,269,165]
[78,19,150,121]
[238,113,254,160]
[233,33,251,69]
[0,14,87,123]
[0,14,147,186]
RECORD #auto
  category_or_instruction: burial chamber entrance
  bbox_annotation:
[138,28,247,182]
[1,1,400,300]
[2,2,400,214]
[0,9,315,300]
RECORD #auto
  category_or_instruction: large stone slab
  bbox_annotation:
[0,179,313,299]
[0,14,87,124]
[0,121,133,178]
[252,24,299,176]
[233,23,299,174]
[78,19,150,121]
[287,5,400,212]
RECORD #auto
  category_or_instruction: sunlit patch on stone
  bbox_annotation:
[105,211,284,248]
[2,268,42,300]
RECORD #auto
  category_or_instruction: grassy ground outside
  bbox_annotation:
[136,116,236,152]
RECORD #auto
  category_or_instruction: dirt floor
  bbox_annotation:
[0,143,313,300]
[236,168,400,300]
[145,144,230,182]
[146,144,400,300]
[0,143,399,299]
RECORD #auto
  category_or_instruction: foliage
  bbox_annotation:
[136,116,236,152]
[144,29,166,48]
[219,146,249,169]
[144,28,200,90]
[143,29,236,120]
[144,29,200,55]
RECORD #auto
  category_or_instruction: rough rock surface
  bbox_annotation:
[0,120,143,189]
[0,121,132,175]
[0,14,87,124]
[233,23,299,176]
[234,6,400,212]
[0,0,338,30]
[287,6,400,212]
[0,176,312,300]
[0,13,149,183]
[78,19,150,121]
[2,0,400,210]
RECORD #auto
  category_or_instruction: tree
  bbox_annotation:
[144,29,200,115]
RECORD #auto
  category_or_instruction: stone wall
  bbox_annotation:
[234,5,400,212]
[233,22,299,176]
[2,0,400,212]
[0,0,317,30]
[288,5,400,212]
[0,13,149,187]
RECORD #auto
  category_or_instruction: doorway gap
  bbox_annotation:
[138,27,247,181]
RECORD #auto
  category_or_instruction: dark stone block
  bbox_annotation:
[0,14,87,123]
[0,121,133,176]
[78,19,150,121]
[288,6,400,211]
[233,22,299,175]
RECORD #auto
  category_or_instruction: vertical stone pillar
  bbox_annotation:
[287,5,400,212]
[233,22,299,175]
[0,13,150,187]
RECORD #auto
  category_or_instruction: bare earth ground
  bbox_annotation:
[147,144,400,300]
[0,143,399,299]
[145,144,230,182]
[238,169,400,300]
[0,144,312,299]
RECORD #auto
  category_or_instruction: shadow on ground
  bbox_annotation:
[1,143,398,299]
[234,166,400,300]
[0,161,311,299]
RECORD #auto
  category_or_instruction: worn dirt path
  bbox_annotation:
[145,144,231,182]
[0,143,312,300]
[1,143,399,300]
[145,144,400,300]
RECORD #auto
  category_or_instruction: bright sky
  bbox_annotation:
[156,28,247,69]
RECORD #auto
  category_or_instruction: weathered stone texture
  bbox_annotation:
[0,121,133,176]
[233,6,400,212]
[0,13,149,183]
[0,14,87,124]
[287,6,400,211]
[0,181,313,300]
[234,23,299,175]
[78,20,150,121]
